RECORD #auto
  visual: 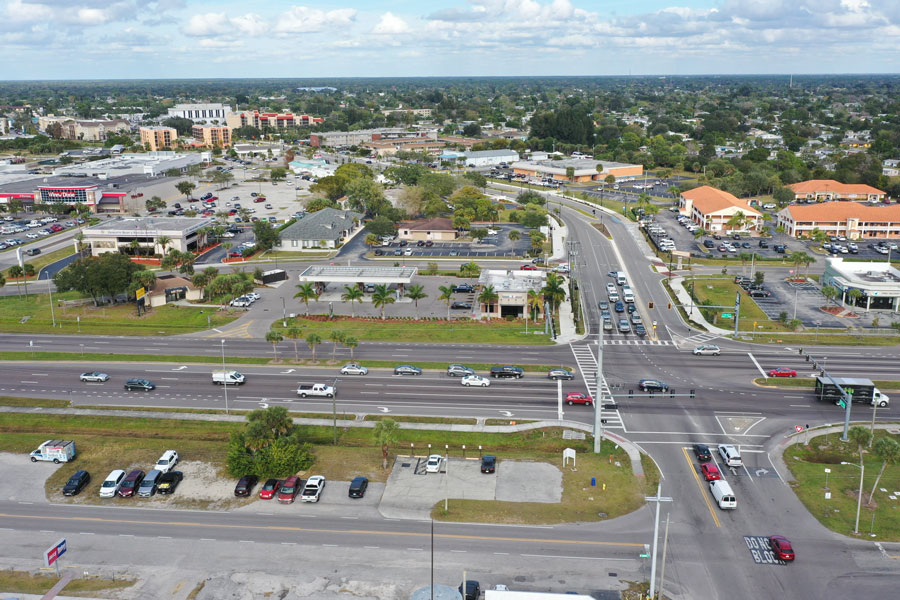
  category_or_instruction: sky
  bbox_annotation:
[1,0,899,80]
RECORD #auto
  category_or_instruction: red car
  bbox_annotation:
[117,469,145,498]
[50,224,64,232]
[277,476,300,504]
[259,478,281,500]
[769,535,795,561]
[767,367,797,378]
[700,463,721,481]
[520,264,538,271]
[565,393,593,406]
[228,250,243,258]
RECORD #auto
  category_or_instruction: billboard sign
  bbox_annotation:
[43,538,67,567]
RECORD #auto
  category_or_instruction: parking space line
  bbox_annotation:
[681,446,720,528]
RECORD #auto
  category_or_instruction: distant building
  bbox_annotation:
[232,143,283,158]
[38,115,130,141]
[310,128,437,148]
[882,159,899,177]
[192,125,233,148]
[380,108,433,117]
[83,216,214,256]
[510,159,642,183]
[476,269,546,319]
[364,138,445,157]
[139,126,177,151]
[225,110,323,130]
[275,208,363,250]
[679,185,762,233]
[787,179,885,203]
[397,218,457,242]
[166,103,231,123]
[461,149,519,167]
[776,202,900,239]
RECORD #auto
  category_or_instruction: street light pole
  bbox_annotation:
[220,339,229,414]
[842,461,864,534]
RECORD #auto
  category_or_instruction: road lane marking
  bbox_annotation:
[747,353,767,378]
[681,446,720,528]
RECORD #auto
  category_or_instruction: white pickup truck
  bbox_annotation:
[297,383,335,398]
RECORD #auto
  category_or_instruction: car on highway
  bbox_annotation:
[490,365,524,379]
[234,475,258,497]
[603,318,613,331]
[461,374,490,387]
[701,463,722,481]
[425,454,443,473]
[277,476,301,504]
[565,393,593,406]
[394,365,422,376]
[99,469,126,498]
[300,475,326,502]
[117,469,145,498]
[769,535,795,561]
[639,379,669,392]
[447,364,475,377]
[480,455,496,474]
[547,368,574,381]
[693,444,712,462]
[259,478,280,500]
[124,378,154,391]
[615,301,625,313]
[155,450,178,473]
[80,372,109,382]
[598,301,609,311]
[348,476,369,498]
[62,470,91,496]
[340,363,368,376]
[693,344,721,356]
[156,471,183,495]
[138,469,162,497]
[451,301,472,309]
[767,367,797,378]
[631,313,643,325]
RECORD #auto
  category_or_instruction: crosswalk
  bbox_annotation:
[569,344,625,431]
[666,327,720,348]
[602,339,674,346]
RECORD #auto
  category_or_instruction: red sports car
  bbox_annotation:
[259,478,280,500]
[701,463,721,481]
[767,367,797,378]
[520,264,538,271]
[565,393,593,406]
[769,535,795,561]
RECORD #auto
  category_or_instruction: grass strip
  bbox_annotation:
[740,333,900,346]
[0,570,135,596]
[753,377,900,390]
[363,415,477,425]
[0,396,71,408]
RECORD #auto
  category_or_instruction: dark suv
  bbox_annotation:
[490,365,524,379]
[639,379,669,392]
[693,444,712,462]
[348,476,369,498]
[481,455,496,473]
[452,283,474,293]
[124,378,155,391]
[62,470,91,496]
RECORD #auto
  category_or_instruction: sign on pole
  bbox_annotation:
[135,287,146,300]
[43,538,67,568]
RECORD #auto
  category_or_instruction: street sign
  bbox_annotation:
[135,287,146,300]
[794,425,803,432]
[721,313,733,318]
[43,538,67,567]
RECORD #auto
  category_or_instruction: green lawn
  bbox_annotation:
[785,430,900,540]
[0,570,135,597]
[688,277,792,332]
[272,315,553,345]
[0,291,238,335]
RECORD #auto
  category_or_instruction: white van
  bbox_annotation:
[718,444,742,467]
[615,272,627,286]
[212,370,246,385]
[709,480,736,509]
[623,291,635,303]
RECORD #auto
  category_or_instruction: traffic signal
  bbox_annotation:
[649,301,654,309]
[690,389,696,399]
[628,389,634,399]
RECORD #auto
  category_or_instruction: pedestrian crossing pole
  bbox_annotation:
[594,329,604,453]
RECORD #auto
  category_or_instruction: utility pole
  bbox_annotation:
[646,484,673,599]
[593,329,604,453]
[657,513,671,600]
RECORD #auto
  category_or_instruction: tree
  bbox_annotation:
[542,272,566,311]
[294,283,318,315]
[306,333,322,361]
[529,229,547,253]
[328,329,345,361]
[265,330,284,361]
[210,170,234,190]
[364,215,396,237]
[438,285,454,319]
[462,171,486,189]
[364,233,379,247]
[373,418,399,469]
[252,220,280,251]
[157,236,172,257]
[847,287,863,307]
[405,284,427,320]
[726,211,746,231]
[145,196,166,212]
[821,284,839,306]
[284,327,303,361]
[508,230,521,242]
[478,285,498,315]
[517,190,545,206]
[346,177,387,215]
[469,228,488,242]
[371,284,395,320]
[175,180,196,200]
[270,167,288,182]
[753,271,765,286]
[459,261,481,278]
[527,289,542,320]
[868,437,900,506]
[53,253,143,306]
[605,174,616,185]
[565,166,575,182]
[341,285,364,317]
[343,336,358,359]
[310,175,349,201]
[848,426,873,467]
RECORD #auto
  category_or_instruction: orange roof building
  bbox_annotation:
[777,202,900,239]
[787,180,885,203]
[679,186,762,233]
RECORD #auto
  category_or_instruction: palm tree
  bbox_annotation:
[341,285,364,317]
[284,326,303,361]
[542,273,567,312]
[265,330,283,361]
[373,418,399,469]
[868,437,900,505]
[157,235,172,257]
[789,251,809,278]
[438,285,454,319]
[847,287,863,308]
[738,252,752,274]
[478,284,498,316]
[527,289,543,320]
[405,284,427,319]
[343,336,358,359]
[848,425,872,466]
[128,238,141,257]
[508,230,521,242]
[329,329,345,360]
[821,284,839,306]
[726,210,746,232]
[371,284,395,320]
[294,282,318,316]
[306,333,322,361]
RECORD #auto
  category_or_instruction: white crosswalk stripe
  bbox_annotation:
[601,339,675,346]
[568,344,625,431]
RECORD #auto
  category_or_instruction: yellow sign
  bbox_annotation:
[135,287,146,300]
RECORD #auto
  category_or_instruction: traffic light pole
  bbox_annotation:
[799,348,853,441]
[594,329,604,453]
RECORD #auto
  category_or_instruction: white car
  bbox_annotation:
[300,475,326,502]
[230,297,251,308]
[404,248,413,256]
[26,232,38,239]
[246,292,260,301]
[155,450,179,473]
[487,228,499,235]
[340,363,369,376]
[692,344,721,356]
[425,454,443,473]
[37,229,50,236]
[80,371,110,382]
[461,375,490,387]
[99,469,126,498]
[221,231,235,238]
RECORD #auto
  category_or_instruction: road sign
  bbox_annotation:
[43,538,67,567]
[794,425,803,432]
[135,287,146,300]
[721,313,733,318]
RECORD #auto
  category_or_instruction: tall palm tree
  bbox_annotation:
[294,283,318,316]
[726,210,746,232]
[284,326,303,361]
[265,330,283,361]
[869,437,900,505]
[405,284,427,320]
[157,235,172,257]
[371,284,395,320]
[438,285,454,319]
[508,230,521,242]
[527,289,543,320]
[477,285,498,316]
[542,273,567,312]
[341,285,364,317]
[329,329,345,360]
[343,336,358,359]
[306,333,322,361]
[128,238,141,257]
[373,418,399,469]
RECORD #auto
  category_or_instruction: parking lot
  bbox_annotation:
[747,278,848,328]
[373,224,533,259]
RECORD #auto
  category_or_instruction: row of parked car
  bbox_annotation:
[63,450,181,498]
[233,474,370,502]
[734,275,771,298]
[229,291,261,308]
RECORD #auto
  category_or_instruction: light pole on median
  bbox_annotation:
[841,461,864,534]
[221,339,229,415]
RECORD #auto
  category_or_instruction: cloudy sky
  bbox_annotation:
[1,0,898,79]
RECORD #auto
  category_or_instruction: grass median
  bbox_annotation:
[688,277,791,332]
[0,570,135,596]
[753,377,900,390]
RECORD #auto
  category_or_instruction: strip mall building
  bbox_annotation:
[510,159,642,183]
[0,185,126,213]
[776,202,900,239]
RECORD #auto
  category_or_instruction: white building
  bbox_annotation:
[83,216,214,257]
[463,149,519,167]
[166,103,232,123]
[822,258,900,312]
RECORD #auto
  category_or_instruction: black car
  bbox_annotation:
[424,240,433,247]
[627,303,637,314]
[490,365,524,379]
[481,455,496,474]
[639,378,669,392]
[157,471,183,495]
[693,444,712,462]
[634,323,646,336]
[749,288,771,298]
[348,476,369,498]
[459,580,481,600]
[399,240,408,247]
[374,249,384,256]
[124,378,154,391]
[452,283,474,293]
[758,240,769,248]
[774,244,786,253]
[416,240,426,247]
[62,470,91,496]
[451,301,472,309]
[234,475,259,497]
[703,240,715,248]
[394,365,422,376]
[547,368,574,381]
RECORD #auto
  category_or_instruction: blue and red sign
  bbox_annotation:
[43,538,67,567]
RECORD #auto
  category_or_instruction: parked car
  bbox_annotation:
[565,393,593,406]
[277,476,300,504]
[156,471,183,495]
[547,368,574,381]
[155,450,179,473]
[447,364,475,377]
[451,301,472,309]
[639,379,669,392]
[481,455,497,474]
[749,288,771,298]
[80,372,109,382]
[348,476,369,498]
[393,365,422,376]
[259,478,281,500]
[461,374,490,387]
[459,580,481,600]
[769,535,795,561]
[452,283,474,293]
[693,444,712,462]
[124,378,154,391]
[340,363,368,376]
[117,470,145,498]
[768,367,797,378]
[234,475,258,497]
[300,475,326,502]
[62,470,91,496]
[138,469,162,497]
[425,454,443,473]
[99,469,126,498]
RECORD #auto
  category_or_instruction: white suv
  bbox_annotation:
[155,450,179,473]
[99,469,126,497]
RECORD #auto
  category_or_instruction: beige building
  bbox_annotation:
[192,124,233,148]
[146,274,202,308]
[139,126,177,151]
[38,115,130,141]
[397,218,458,241]
[679,186,762,233]
[477,270,546,320]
